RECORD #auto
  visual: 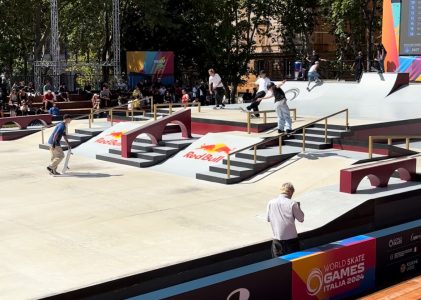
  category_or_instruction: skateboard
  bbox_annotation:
[61,148,72,174]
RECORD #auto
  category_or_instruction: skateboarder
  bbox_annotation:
[243,70,271,118]
[267,81,293,134]
[307,61,322,90]
[47,114,72,175]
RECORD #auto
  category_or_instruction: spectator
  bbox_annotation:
[8,89,19,107]
[43,90,55,110]
[18,89,28,104]
[266,182,304,257]
[181,89,190,108]
[20,100,29,116]
[59,84,69,102]
[374,43,387,73]
[43,80,53,94]
[208,68,226,110]
[100,84,112,107]
[91,94,101,110]
[352,51,365,82]
[48,103,60,116]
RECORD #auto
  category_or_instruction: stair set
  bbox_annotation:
[196,123,349,184]
[96,137,197,168]
[39,128,104,151]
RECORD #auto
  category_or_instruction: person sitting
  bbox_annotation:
[43,90,55,110]
[8,89,19,107]
[48,103,60,116]
[91,94,101,110]
[181,89,190,108]
[20,100,29,116]
[59,84,70,102]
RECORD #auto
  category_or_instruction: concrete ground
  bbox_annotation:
[0,118,420,299]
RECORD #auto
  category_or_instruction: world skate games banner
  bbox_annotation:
[152,133,262,177]
[282,235,376,300]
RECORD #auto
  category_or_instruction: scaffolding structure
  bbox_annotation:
[33,0,121,92]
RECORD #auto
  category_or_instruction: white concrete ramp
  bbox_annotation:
[152,133,262,177]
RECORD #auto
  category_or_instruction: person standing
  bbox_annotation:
[243,70,271,118]
[266,182,304,257]
[375,43,387,73]
[208,68,225,109]
[352,51,365,82]
[267,81,292,134]
[307,61,321,90]
[47,114,72,175]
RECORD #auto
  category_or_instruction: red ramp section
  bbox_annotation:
[121,109,192,158]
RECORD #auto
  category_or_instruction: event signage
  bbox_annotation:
[129,259,291,300]
[367,219,421,286]
[282,235,376,300]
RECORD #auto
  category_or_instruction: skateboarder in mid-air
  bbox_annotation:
[47,114,72,175]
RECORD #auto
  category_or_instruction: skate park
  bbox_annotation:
[2,0,421,299]
[1,69,421,299]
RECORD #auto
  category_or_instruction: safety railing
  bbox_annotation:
[153,102,201,120]
[301,109,349,153]
[246,109,297,134]
[368,135,421,159]
[226,108,349,178]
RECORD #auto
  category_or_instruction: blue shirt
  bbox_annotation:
[48,122,67,146]
[48,106,60,116]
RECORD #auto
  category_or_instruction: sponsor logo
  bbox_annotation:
[153,57,167,71]
[226,288,250,300]
[95,131,125,146]
[389,237,403,248]
[183,143,235,163]
[305,254,366,296]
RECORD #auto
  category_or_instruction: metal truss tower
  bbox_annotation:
[112,0,121,78]
[50,0,60,82]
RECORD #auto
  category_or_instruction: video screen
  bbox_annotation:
[400,0,421,55]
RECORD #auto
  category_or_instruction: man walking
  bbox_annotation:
[47,114,72,175]
[208,68,225,109]
[267,81,292,134]
[243,70,270,117]
[353,51,365,82]
[266,182,304,257]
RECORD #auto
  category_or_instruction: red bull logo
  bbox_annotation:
[95,131,126,146]
[183,143,234,163]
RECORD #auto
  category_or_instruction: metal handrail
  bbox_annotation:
[368,135,421,159]
[225,108,349,178]
[246,109,297,134]
[153,102,201,120]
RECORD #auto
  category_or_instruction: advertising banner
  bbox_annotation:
[367,219,421,286]
[127,51,175,86]
[129,259,291,300]
[282,235,376,300]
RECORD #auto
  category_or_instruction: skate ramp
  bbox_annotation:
[249,72,421,122]
[152,133,262,177]
[72,122,147,159]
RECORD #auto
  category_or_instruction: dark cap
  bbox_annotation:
[259,70,266,75]
[63,114,72,120]
[267,82,275,89]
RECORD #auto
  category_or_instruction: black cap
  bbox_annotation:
[267,82,275,89]
[63,114,72,120]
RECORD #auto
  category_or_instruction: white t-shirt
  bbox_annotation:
[255,77,271,93]
[209,74,223,89]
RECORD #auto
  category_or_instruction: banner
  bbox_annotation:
[127,51,174,86]
[367,219,421,286]
[129,259,291,300]
[152,133,262,177]
[282,235,376,300]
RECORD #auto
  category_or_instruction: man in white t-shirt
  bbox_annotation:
[208,68,225,109]
[307,61,322,90]
[243,70,270,117]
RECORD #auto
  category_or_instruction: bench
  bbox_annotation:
[340,158,417,194]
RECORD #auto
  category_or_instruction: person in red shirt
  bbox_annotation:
[43,90,55,110]
[181,89,190,108]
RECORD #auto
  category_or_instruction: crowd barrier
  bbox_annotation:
[130,219,421,300]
